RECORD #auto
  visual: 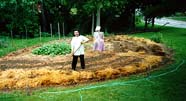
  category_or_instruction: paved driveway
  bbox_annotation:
[155,18,186,28]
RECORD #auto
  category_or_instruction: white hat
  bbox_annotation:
[95,26,101,31]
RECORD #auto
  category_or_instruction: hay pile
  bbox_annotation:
[0,35,171,89]
[0,54,161,89]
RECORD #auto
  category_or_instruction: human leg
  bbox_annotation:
[80,55,85,69]
[72,55,78,70]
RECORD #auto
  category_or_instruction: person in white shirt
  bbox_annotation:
[71,30,89,70]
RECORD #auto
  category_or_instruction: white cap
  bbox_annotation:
[95,26,101,31]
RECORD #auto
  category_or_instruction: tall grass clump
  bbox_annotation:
[150,32,163,43]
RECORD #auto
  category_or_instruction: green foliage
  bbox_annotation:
[135,16,142,25]
[0,39,8,48]
[41,32,51,37]
[0,37,54,57]
[1,0,185,36]
[70,8,78,15]
[104,31,114,37]
[32,42,71,56]
[0,0,38,37]
[150,33,163,43]
[0,36,9,48]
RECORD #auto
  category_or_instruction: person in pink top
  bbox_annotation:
[93,26,105,51]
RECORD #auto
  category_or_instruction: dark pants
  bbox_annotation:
[72,55,85,70]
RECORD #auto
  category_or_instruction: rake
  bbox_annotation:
[60,44,82,69]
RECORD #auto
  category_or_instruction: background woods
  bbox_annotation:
[0,0,186,38]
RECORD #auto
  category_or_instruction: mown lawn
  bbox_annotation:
[0,27,186,101]
[0,36,63,57]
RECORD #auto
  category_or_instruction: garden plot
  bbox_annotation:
[0,35,171,89]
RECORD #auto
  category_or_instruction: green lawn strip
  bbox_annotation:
[0,37,65,57]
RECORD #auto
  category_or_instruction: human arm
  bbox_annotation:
[81,36,89,44]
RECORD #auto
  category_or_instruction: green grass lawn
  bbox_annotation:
[0,27,186,101]
[0,36,63,57]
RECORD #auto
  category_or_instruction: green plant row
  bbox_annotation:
[32,42,71,56]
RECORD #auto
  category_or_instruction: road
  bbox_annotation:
[155,18,186,28]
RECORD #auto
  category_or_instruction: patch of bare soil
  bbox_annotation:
[0,35,172,90]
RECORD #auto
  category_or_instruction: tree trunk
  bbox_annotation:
[39,26,42,41]
[25,25,28,40]
[130,8,135,30]
[62,22,65,37]
[152,17,155,28]
[91,13,95,35]
[58,22,60,40]
[96,7,101,26]
[144,16,148,30]
[41,0,47,32]
[50,23,52,38]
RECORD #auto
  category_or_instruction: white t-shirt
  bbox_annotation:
[71,35,89,56]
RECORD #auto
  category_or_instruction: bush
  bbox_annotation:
[0,38,8,48]
[150,33,163,43]
[32,42,71,56]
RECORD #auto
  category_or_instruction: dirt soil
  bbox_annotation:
[0,35,171,90]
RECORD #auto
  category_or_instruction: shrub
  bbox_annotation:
[32,42,71,56]
[0,39,8,48]
[150,33,163,43]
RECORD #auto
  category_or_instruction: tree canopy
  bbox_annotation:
[0,0,185,37]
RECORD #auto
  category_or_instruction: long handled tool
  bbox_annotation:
[60,44,82,69]
[72,43,82,55]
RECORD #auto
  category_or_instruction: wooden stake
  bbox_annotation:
[58,22,60,40]
[10,30,13,47]
[25,25,28,40]
[50,23,53,38]
[62,22,65,38]
[39,26,42,41]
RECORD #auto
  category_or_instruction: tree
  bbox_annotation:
[0,0,39,38]
[82,0,128,33]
